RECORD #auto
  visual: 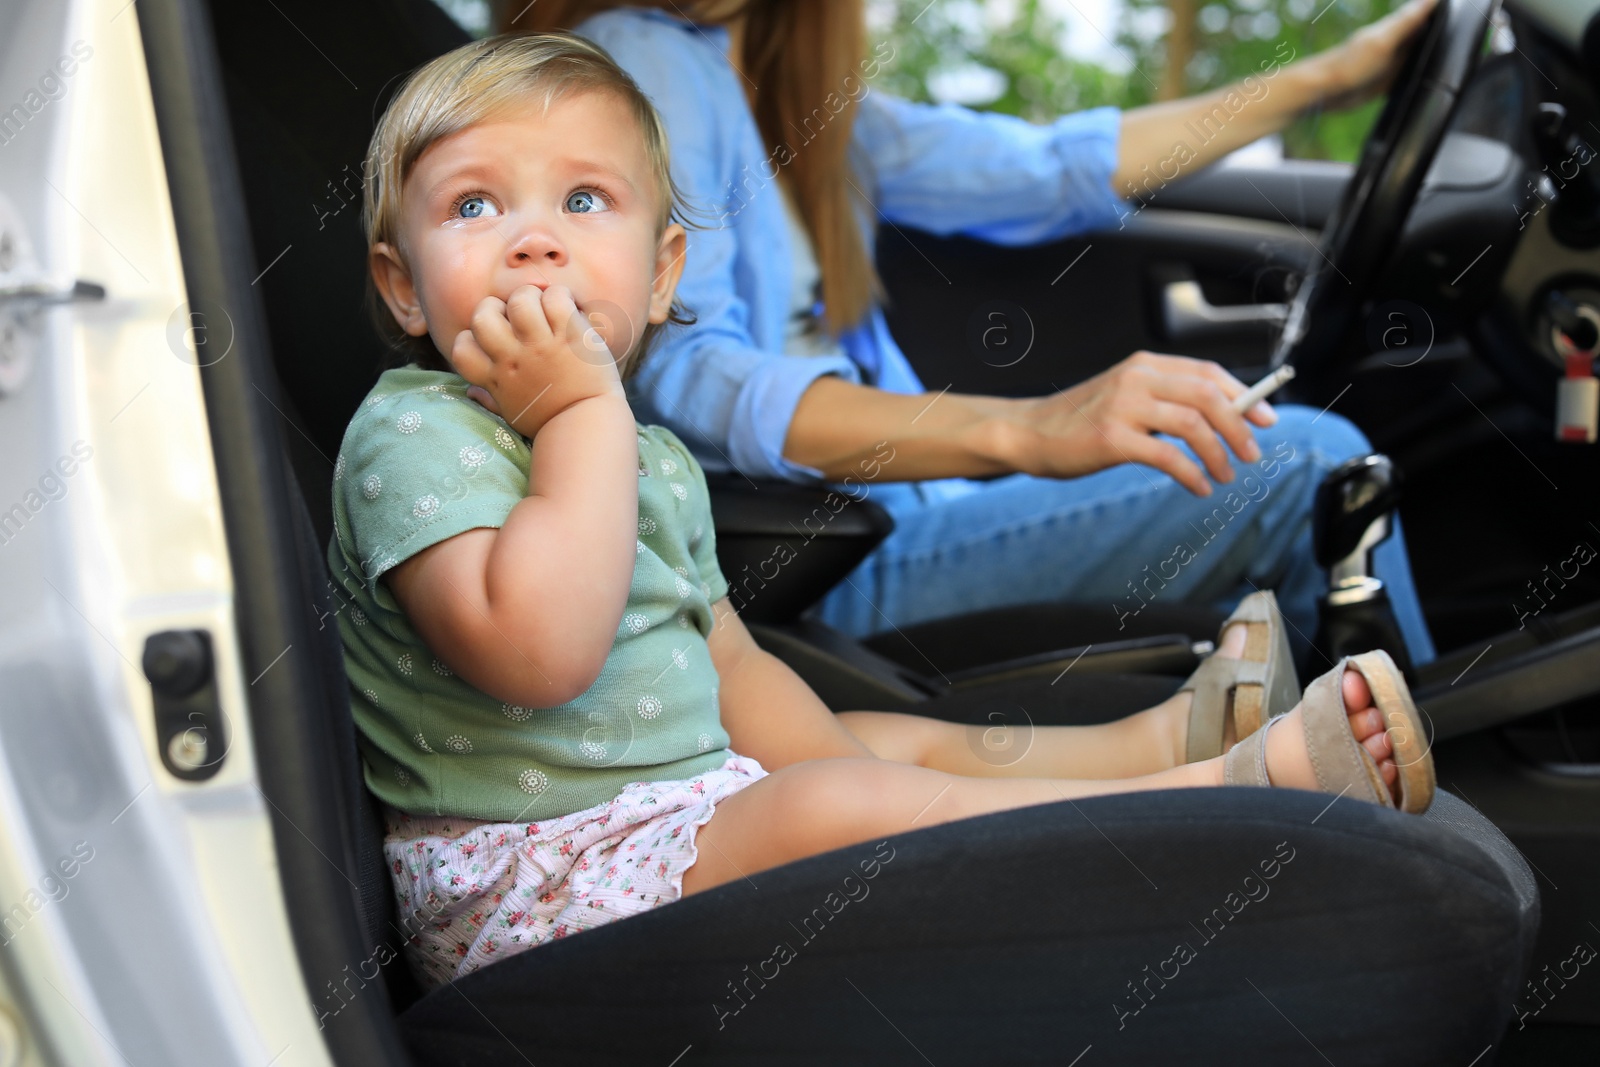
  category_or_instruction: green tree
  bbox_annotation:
[870,0,1402,161]
[872,0,1131,121]
[1116,0,1404,159]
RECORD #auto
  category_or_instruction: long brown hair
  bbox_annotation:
[505,0,883,337]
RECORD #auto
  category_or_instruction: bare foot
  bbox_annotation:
[1252,666,1401,803]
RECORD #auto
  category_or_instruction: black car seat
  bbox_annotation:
[176,0,1543,1062]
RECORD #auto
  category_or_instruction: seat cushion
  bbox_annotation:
[396,787,1536,1066]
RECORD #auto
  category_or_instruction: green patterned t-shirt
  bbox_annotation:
[326,365,732,822]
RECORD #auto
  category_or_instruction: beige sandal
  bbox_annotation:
[1178,590,1301,763]
[1222,649,1435,814]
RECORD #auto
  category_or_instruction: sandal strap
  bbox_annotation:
[1346,650,1437,814]
[1178,653,1270,695]
[1221,594,1276,627]
[1223,712,1279,787]
[1180,653,1269,764]
[1224,667,1388,803]
[1301,656,1394,808]
[1223,651,1436,815]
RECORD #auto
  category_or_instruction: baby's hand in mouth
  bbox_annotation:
[450,283,626,438]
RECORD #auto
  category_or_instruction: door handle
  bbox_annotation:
[1162,280,1287,341]
[0,278,106,307]
[0,279,106,394]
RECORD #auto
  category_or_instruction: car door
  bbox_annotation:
[0,1,399,1064]
[875,154,1345,399]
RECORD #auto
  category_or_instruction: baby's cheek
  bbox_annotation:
[422,293,482,364]
[583,299,643,359]
[429,281,479,337]
[427,321,460,364]
[608,265,665,351]
[418,241,493,342]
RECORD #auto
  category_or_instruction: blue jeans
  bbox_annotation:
[811,406,1436,667]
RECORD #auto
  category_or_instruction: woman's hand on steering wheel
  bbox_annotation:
[1306,0,1440,111]
[1007,352,1278,498]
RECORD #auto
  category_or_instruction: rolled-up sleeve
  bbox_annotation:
[634,317,860,483]
[854,93,1128,244]
[580,13,860,483]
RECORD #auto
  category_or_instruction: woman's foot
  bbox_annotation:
[1224,664,1402,804]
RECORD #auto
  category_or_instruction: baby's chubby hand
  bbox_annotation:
[449,284,626,440]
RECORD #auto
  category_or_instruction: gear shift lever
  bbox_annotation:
[1312,455,1415,679]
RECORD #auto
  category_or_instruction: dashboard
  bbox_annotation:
[1472,1,1600,397]
[1512,0,1600,55]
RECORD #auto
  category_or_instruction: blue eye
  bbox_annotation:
[565,189,611,214]
[455,195,497,219]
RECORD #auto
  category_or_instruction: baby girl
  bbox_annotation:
[328,31,1434,992]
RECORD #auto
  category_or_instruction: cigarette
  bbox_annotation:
[1232,364,1296,413]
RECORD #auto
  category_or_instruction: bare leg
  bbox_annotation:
[683,667,1398,898]
[836,703,1180,781]
[837,622,1256,781]
[681,754,1220,898]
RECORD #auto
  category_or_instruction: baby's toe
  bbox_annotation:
[1362,728,1393,764]
[1341,667,1373,717]
[1348,706,1384,742]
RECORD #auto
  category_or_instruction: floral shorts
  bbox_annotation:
[382,752,768,991]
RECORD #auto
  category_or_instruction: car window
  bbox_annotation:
[432,0,492,37]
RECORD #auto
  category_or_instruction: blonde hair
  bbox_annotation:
[509,1,883,338]
[362,31,695,376]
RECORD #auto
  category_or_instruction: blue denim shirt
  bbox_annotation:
[577,7,1127,485]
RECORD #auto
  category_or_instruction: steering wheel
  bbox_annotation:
[1274,0,1500,378]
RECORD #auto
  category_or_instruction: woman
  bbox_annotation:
[500,0,1441,666]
